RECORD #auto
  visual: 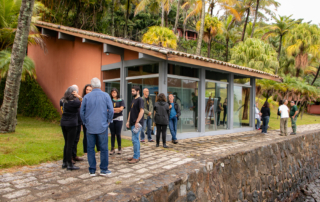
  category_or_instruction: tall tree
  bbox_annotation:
[262,15,298,74]
[195,0,205,55]
[286,23,320,77]
[250,0,280,38]
[196,14,222,57]
[173,0,181,33]
[0,0,35,133]
[221,15,239,62]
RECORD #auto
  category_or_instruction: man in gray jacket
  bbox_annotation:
[140,88,154,142]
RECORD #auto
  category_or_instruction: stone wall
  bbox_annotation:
[138,131,320,202]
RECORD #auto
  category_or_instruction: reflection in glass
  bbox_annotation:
[168,64,199,78]
[168,78,198,133]
[233,86,251,128]
[205,82,228,131]
[105,81,120,95]
[127,64,159,77]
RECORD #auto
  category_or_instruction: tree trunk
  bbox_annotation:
[241,8,250,41]
[196,0,205,55]
[111,0,115,36]
[276,35,282,75]
[207,37,211,58]
[242,88,250,120]
[0,0,35,133]
[173,0,181,34]
[311,65,320,85]
[183,10,186,39]
[296,68,301,78]
[250,0,259,38]
[161,3,165,27]
[165,11,168,27]
[124,0,130,38]
[225,38,229,62]
[74,0,82,28]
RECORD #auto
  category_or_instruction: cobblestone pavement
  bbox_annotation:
[1,124,320,202]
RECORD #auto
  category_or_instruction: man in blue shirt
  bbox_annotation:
[80,77,114,176]
[168,94,181,144]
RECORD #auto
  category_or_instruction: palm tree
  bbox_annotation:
[0,50,37,83]
[142,26,177,49]
[250,0,280,38]
[262,15,298,74]
[174,0,181,33]
[196,14,222,57]
[286,23,320,77]
[230,38,279,74]
[221,15,237,62]
[195,0,205,55]
[0,0,35,133]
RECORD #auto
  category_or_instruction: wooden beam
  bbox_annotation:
[36,24,167,60]
[41,28,57,37]
[58,32,75,41]
[167,54,281,82]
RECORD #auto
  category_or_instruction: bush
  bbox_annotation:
[0,76,60,121]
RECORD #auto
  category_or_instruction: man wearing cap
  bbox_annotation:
[290,101,298,135]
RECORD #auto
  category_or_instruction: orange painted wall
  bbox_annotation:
[28,37,103,113]
[308,105,320,115]
[124,49,138,61]
[101,53,120,66]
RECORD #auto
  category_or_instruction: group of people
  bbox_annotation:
[255,100,298,135]
[60,78,181,176]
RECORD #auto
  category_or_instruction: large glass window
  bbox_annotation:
[206,70,228,82]
[168,78,198,133]
[233,85,251,128]
[127,63,159,77]
[205,81,228,131]
[127,78,159,116]
[105,81,120,95]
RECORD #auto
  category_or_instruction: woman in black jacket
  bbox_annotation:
[154,93,170,148]
[60,86,82,170]
[260,101,271,134]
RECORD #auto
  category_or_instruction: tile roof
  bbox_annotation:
[35,21,281,81]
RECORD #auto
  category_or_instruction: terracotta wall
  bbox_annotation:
[28,37,103,113]
[308,105,320,115]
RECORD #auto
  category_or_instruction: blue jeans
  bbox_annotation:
[87,129,109,173]
[140,117,152,141]
[256,118,261,129]
[262,116,270,133]
[131,125,141,159]
[169,116,178,141]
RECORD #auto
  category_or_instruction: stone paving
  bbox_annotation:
[1,124,320,202]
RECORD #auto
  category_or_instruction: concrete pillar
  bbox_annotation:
[120,54,127,130]
[227,73,234,130]
[250,78,256,129]
[199,68,206,133]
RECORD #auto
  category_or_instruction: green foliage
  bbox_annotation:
[0,76,60,121]
[230,38,279,74]
[142,26,177,49]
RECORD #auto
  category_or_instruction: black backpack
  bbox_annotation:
[277,108,280,116]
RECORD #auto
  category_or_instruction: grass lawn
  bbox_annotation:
[0,115,132,169]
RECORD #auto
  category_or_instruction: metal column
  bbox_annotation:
[159,61,168,96]
[199,68,206,133]
[120,54,127,130]
[250,78,256,129]
[227,73,234,130]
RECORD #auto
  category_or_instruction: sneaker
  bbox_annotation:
[290,133,296,135]
[89,172,96,177]
[100,170,112,176]
[148,139,154,142]
[140,140,145,143]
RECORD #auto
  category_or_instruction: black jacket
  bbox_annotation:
[60,98,81,127]
[261,107,270,118]
[154,101,170,125]
[168,101,181,120]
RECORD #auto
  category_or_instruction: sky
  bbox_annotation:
[274,0,320,24]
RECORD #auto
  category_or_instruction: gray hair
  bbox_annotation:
[91,77,101,88]
[71,85,79,93]
[62,86,78,103]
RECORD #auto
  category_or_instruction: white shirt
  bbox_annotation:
[255,107,260,119]
[208,105,214,117]
[279,105,289,118]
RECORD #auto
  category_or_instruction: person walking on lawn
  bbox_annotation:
[260,101,270,134]
[80,78,114,176]
[126,86,144,164]
[290,101,298,135]
[279,99,290,136]
[168,94,180,144]
[140,88,154,143]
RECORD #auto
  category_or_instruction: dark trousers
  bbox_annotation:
[262,116,270,133]
[222,111,227,125]
[83,125,100,153]
[61,126,77,163]
[156,124,167,145]
[217,112,221,126]
[72,125,81,158]
[109,121,123,148]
